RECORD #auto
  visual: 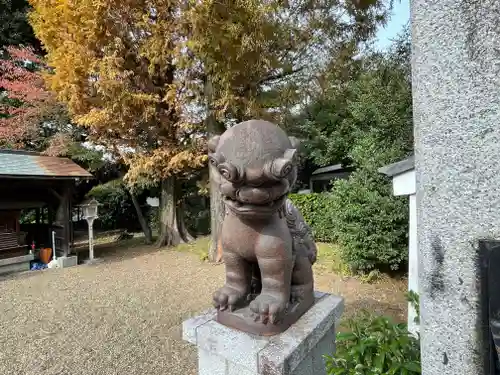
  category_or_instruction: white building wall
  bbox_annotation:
[392,169,419,335]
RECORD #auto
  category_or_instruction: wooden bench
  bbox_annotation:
[0,231,28,260]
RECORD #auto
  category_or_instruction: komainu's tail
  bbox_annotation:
[283,198,317,265]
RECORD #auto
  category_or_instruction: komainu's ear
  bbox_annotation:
[288,136,300,149]
[208,135,221,153]
[284,148,298,164]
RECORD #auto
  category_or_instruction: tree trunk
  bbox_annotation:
[118,172,153,244]
[176,183,195,243]
[205,76,226,263]
[156,176,192,248]
[128,189,153,244]
[177,199,196,243]
[209,165,226,262]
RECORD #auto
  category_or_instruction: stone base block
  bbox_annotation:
[183,292,344,375]
[57,255,78,268]
[0,254,34,276]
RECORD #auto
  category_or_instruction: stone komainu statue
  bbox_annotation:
[208,119,317,336]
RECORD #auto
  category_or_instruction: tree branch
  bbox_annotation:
[257,66,305,86]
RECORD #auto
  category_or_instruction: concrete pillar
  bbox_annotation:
[412,0,500,374]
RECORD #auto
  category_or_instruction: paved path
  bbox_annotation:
[0,249,224,375]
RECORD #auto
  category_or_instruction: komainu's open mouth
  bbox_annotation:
[223,195,286,216]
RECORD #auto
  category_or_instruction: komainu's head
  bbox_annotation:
[208,120,299,218]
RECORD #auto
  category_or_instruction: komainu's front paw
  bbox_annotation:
[250,294,288,324]
[213,286,247,312]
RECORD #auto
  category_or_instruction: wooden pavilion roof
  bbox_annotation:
[0,149,93,179]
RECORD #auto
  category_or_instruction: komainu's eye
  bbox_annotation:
[217,162,242,183]
[208,154,219,167]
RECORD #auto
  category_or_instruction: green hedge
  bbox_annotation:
[329,171,409,271]
[289,173,409,272]
[289,193,336,243]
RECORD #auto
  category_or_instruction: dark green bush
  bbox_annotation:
[86,179,143,231]
[290,176,408,272]
[325,312,420,375]
[329,170,409,271]
[289,193,336,243]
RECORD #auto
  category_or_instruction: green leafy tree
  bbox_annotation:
[291,26,411,168]
[329,28,412,271]
[290,27,413,271]
[0,0,41,50]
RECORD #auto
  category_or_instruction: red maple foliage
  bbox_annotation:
[0,46,54,147]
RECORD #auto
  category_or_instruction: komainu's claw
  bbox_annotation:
[213,286,247,312]
[250,294,287,325]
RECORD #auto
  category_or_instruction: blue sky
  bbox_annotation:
[374,0,410,50]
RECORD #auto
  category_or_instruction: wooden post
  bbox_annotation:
[15,211,20,234]
[54,181,72,257]
[48,206,53,227]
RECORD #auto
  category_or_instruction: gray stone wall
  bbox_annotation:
[412,0,500,374]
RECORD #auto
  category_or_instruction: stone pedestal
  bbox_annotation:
[183,292,343,375]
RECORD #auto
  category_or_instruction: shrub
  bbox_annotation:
[325,312,421,375]
[329,170,409,271]
[289,193,336,243]
[406,290,420,325]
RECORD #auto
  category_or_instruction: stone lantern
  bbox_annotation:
[80,198,99,262]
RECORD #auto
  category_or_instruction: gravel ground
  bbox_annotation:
[0,241,406,375]
[0,248,224,375]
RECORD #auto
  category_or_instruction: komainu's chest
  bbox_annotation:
[221,214,292,258]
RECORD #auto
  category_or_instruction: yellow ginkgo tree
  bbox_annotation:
[29,0,208,246]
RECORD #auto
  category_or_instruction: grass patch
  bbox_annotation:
[315,242,383,283]
[173,239,343,267]
[172,238,384,284]
[314,242,348,275]
[174,236,210,261]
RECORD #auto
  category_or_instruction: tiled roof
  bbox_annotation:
[378,154,415,177]
[311,164,346,175]
[0,150,93,178]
